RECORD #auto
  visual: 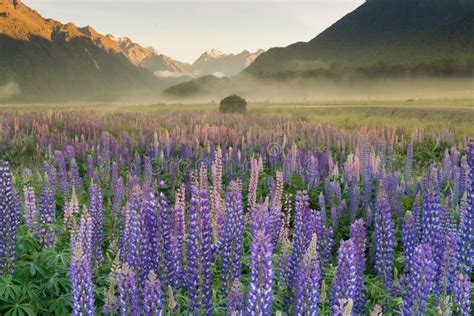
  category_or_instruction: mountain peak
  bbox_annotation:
[205,49,226,58]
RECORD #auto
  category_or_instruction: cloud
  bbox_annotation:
[211,72,225,78]
[154,70,184,78]
[0,81,20,100]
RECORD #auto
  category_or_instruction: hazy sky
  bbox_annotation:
[24,1,364,63]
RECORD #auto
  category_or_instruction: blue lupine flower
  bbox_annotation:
[453,272,471,316]
[350,219,366,314]
[402,243,436,315]
[331,239,357,314]
[374,183,396,289]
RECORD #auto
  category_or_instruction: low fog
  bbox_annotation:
[160,75,474,104]
[0,81,20,100]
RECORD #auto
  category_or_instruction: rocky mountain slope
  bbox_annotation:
[0,0,163,101]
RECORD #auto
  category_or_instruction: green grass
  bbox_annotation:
[1,97,473,137]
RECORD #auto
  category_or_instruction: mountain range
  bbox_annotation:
[1,0,472,102]
[164,0,474,98]
[139,48,264,79]
[246,0,474,75]
[0,0,262,101]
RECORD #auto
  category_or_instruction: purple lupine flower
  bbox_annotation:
[221,181,245,301]
[453,273,471,316]
[211,147,224,240]
[70,212,95,316]
[386,142,394,172]
[23,185,38,232]
[100,132,111,183]
[330,239,357,313]
[112,177,124,214]
[172,184,186,287]
[131,152,141,178]
[117,264,140,316]
[38,181,55,248]
[251,203,272,237]
[305,154,320,188]
[141,187,159,281]
[313,210,334,270]
[402,244,436,315]
[43,161,56,187]
[124,186,143,272]
[69,158,82,193]
[437,231,458,297]
[185,181,213,315]
[457,141,473,275]
[89,183,103,263]
[66,144,75,163]
[332,299,354,316]
[86,155,95,180]
[228,278,244,316]
[159,192,176,287]
[199,188,213,315]
[402,211,417,277]
[441,198,455,237]
[63,187,79,231]
[411,192,422,240]
[360,139,370,181]
[317,191,327,224]
[111,161,119,190]
[143,156,153,188]
[457,193,473,275]
[288,190,310,291]
[405,143,414,196]
[246,221,274,315]
[142,270,164,316]
[362,167,373,214]
[331,206,339,228]
[459,155,468,200]
[294,234,321,315]
[349,177,360,222]
[269,173,284,248]
[374,183,396,289]
[422,168,443,249]
[186,184,200,309]
[452,167,461,205]
[422,168,446,296]
[0,162,21,274]
[55,150,69,196]
[278,237,291,294]
[248,157,259,211]
[350,219,366,314]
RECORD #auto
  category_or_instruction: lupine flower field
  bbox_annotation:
[0,109,472,315]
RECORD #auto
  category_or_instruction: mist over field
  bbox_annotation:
[0,81,20,100]
[161,75,474,103]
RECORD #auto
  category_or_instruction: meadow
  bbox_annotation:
[0,99,472,315]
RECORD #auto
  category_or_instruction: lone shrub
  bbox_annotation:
[219,94,247,113]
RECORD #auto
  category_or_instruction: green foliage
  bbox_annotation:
[219,94,247,114]
[0,232,71,315]
[413,140,452,171]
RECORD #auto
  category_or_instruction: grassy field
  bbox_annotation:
[1,97,473,137]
